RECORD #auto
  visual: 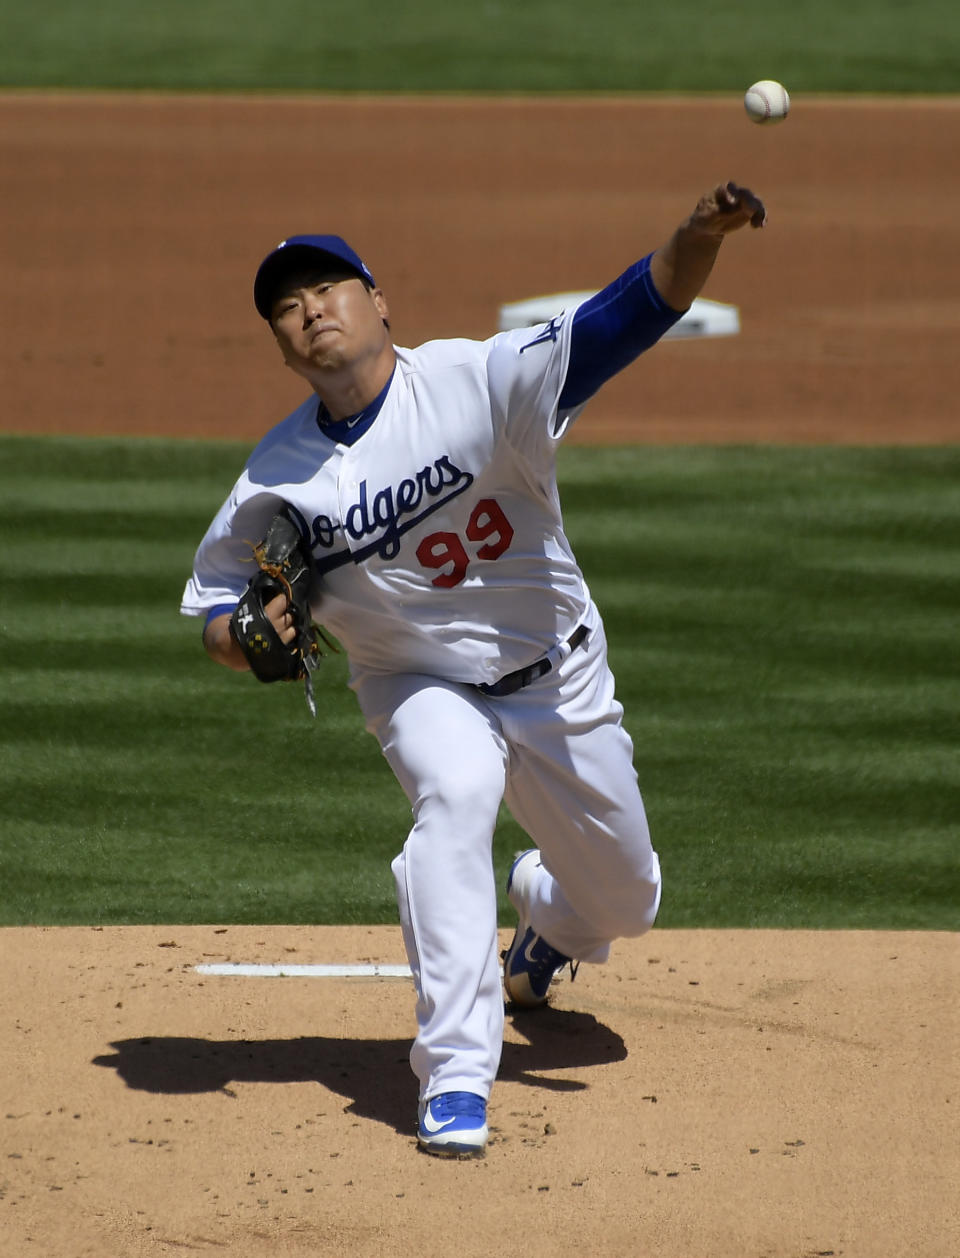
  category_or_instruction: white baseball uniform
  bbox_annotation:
[182,308,662,1102]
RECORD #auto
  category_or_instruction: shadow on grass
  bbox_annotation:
[92,1007,627,1137]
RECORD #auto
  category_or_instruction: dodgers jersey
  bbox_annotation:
[181,313,593,686]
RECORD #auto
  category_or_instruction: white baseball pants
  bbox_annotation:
[352,609,661,1102]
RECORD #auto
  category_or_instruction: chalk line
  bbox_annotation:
[195,962,413,978]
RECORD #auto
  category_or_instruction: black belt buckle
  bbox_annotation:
[477,623,589,698]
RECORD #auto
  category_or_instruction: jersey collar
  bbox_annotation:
[315,367,395,445]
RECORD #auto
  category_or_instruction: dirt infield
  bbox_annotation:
[3,926,958,1258]
[1,94,958,1258]
[1,92,959,444]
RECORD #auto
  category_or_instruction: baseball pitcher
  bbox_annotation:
[181,182,766,1157]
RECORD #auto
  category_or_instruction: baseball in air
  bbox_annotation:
[744,79,790,125]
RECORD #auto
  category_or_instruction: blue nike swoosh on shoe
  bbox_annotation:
[421,1108,457,1134]
[523,929,544,966]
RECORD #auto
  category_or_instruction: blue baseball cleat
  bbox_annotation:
[503,849,576,1007]
[417,1091,488,1158]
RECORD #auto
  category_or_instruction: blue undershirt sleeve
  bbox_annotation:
[204,602,238,629]
[557,252,686,412]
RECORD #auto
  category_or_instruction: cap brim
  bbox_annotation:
[254,245,369,319]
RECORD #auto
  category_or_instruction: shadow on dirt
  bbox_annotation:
[92,1007,627,1136]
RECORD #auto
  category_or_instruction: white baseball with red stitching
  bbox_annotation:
[744,79,790,125]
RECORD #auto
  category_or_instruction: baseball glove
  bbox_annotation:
[230,510,323,711]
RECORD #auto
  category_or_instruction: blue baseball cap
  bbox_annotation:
[253,234,376,319]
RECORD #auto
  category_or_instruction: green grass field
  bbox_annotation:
[1,435,956,929]
[1,0,957,93]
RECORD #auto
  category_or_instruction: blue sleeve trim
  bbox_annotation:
[204,602,238,629]
[558,253,686,411]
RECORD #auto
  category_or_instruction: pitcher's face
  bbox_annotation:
[270,270,391,378]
